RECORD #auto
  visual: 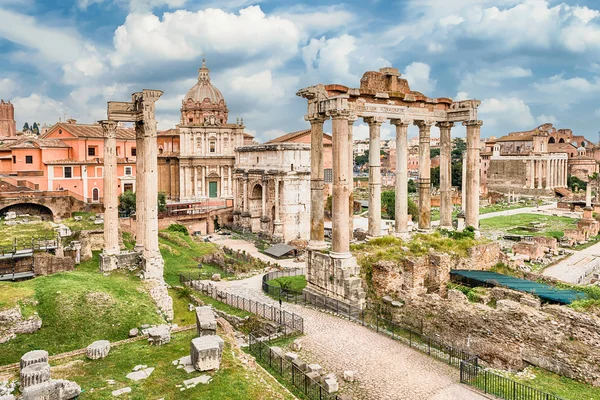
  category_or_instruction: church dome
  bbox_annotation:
[184,59,225,104]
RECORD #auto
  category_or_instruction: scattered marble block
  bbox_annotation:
[195,306,217,337]
[74,216,82,221]
[284,352,298,362]
[148,325,171,346]
[126,367,154,381]
[20,362,50,389]
[111,387,131,397]
[343,370,356,382]
[307,364,322,375]
[292,357,307,372]
[291,339,302,351]
[190,335,224,372]
[305,371,320,382]
[270,346,283,357]
[0,395,15,400]
[86,340,111,360]
[391,301,403,308]
[20,350,49,369]
[128,328,139,338]
[188,303,195,311]
[211,273,221,282]
[183,375,212,389]
[20,379,81,400]
[324,377,339,393]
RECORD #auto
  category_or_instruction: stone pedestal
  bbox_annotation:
[20,379,81,400]
[147,325,171,346]
[272,221,284,243]
[304,250,366,309]
[86,340,111,360]
[195,306,217,337]
[190,335,224,372]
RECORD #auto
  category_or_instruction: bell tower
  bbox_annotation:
[0,100,17,137]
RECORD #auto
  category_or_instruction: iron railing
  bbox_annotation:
[248,331,340,400]
[180,274,303,334]
[262,268,306,301]
[460,358,566,400]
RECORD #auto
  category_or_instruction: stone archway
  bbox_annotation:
[92,188,100,203]
[559,138,565,143]
[0,203,53,221]
[548,137,555,144]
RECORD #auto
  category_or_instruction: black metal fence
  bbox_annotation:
[0,236,58,256]
[180,274,304,334]
[262,268,306,301]
[248,331,340,400]
[460,358,566,400]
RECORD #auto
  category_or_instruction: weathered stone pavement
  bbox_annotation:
[214,272,487,400]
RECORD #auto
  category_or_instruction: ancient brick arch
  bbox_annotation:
[0,199,62,222]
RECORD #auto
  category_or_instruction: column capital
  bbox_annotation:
[436,121,455,129]
[390,118,413,127]
[348,112,359,124]
[327,109,351,120]
[463,120,484,127]
[99,120,118,138]
[363,116,386,126]
[415,120,434,135]
[305,113,327,124]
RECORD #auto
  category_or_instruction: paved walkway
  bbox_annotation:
[543,241,600,283]
[208,235,487,400]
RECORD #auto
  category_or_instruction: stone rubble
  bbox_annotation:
[20,362,51,389]
[19,350,48,369]
[195,306,217,337]
[147,325,171,346]
[182,375,212,389]
[86,340,111,360]
[126,367,154,381]
[111,387,131,397]
[190,335,224,372]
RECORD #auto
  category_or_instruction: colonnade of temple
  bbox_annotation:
[308,111,482,257]
[528,157,568,189]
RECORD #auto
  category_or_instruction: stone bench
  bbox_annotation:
[190,335,224,372]
[195,306,217,337]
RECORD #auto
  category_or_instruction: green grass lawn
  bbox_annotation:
[0,219,56,247]
[158,231,220,286]
[15,328,293,400]
[479,214,578,238]
[0,253,163,365]
[62,211,103,231]
[267,275,307,292]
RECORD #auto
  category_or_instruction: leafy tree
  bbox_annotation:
[158,192,167,212]
[167,224,189,236]
[568,175,587,192]
[430,148,440,158]
[118,190,136,215]
[430,166,440,188]
[451,137,466,162]
[23,122,29,132]
[32,122,39,135]
[380,190,419,222]
[407,179,417,193]
[452,161,462,187]
[325,195,332,214]
[355,151,369,166]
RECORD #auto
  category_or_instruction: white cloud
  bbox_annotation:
[403,62,436,94]
[302,35,357,83]
[455,91,469,101]
[536,114,558,125]
[459,66,532,90]
[0,78,16,98]
[531,74,600,106]
[275,5,356,38]
[78,0,187,12]
[12,94,70,126]
[110,6,300,68]
[479,97,535,130]
[228,69,299,105]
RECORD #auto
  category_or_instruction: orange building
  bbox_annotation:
[0,120,137,203]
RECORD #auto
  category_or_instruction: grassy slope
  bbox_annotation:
[479,214,578,238]
[0,219,55,247]
[0,253,163,365]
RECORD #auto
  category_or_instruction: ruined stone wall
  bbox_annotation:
[371,243,501,297]
[0,306,42,344]
[487,159,553,196]
[79,230,104,261]
[33,253,75,276]
[391,290,600,385]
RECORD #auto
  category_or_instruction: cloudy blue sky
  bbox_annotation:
[0,0,599,142]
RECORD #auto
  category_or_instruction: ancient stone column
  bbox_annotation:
[137,90,164,279]
[365,116,386,237]
[437,122,454,229]
[536,158,543,189]
[228,166,232,196]
[220,166,225,197]
[307,114,327,249]
[134,120,146,252]
[415,120,434,231]
[549,159,554,188]
[261,178,267,217]
[461,153,467,211]
[391,119,411,238]
[242,174,250,231]
[330,110,351,257]
[100,120,120,258]
[529,160,535,189]
[193,167,198,198]
[202,167,206,197]
[348,114,358,241]
[545,159,551,189]
[463,120,483,230]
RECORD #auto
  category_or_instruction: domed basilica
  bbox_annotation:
[157,60,252,203]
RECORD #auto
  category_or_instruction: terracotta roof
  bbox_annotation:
[266,129,333,145]
[496,133,535,142]
[244,132,254,139]
[548,143,576,152]
[0,138,69,150]
[158,128,179,136]
[45,157,136,165]
[44,123,136,140]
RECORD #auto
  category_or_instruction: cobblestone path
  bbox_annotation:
[214,272,487,400]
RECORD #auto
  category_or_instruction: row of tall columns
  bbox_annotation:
[180,165,233,199]
[527,158,567,189]
[101,121,120,256]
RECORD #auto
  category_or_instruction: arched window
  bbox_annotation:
[92,188,100,202]
[548,137,555,143]
[559,138,565,143]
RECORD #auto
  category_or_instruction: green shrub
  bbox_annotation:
[167,224,189,236]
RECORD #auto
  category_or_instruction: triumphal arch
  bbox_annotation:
[297,67,482,308]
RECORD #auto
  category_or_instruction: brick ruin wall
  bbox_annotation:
[390,289,600,385]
